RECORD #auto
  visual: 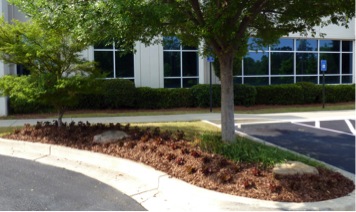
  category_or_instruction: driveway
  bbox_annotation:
[0,155,146,211]
[238,119,355,173]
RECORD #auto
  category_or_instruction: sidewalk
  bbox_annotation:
[0,110,355,211]
[0,110,354,127]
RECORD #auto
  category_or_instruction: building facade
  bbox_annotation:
[0,0,355,116]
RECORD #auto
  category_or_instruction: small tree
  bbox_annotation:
[0,17,100,125]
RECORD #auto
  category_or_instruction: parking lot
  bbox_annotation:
[237,119,355,173]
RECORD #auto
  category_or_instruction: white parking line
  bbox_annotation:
[345,119,356,135]
[291,121,354,136]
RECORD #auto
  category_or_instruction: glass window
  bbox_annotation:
[271,77,294,84]
[183,78,198,88]
[248,38,268,51]
[296,39,318,51]
[342,41,353,52]
[164,52,181,77]
[164,79,181,88]
[17,64,30,76]
[115,53,134,78]
[296,76,318,84]
[320,40,340,52]
[342,53,353,74]
[182,52,198,76]
[163,36,199,88]
[233,77,242,84]
[94,41,134,79]
[320,76,340,84]
[271,52,294,75]
[271,39,294,51]
[244,77,269,86]
[296,53,317,75]
[320,53,340,74]
[342,76,353,84]
[95,51,114,78]
[244,52,269,75]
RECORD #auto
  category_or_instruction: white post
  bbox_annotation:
[0,61,8,116]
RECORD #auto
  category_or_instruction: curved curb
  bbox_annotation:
[0,138,355,211]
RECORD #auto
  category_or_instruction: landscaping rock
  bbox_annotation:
[93,130,129,144]
[273,161,319,176]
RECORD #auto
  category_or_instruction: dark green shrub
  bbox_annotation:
[296,82,322,104]
[8,98,51,114]
[255,84,304,105]
[135,87,194,109]
[234,84,256,106]
[101,79,136,108]
[325,84,355,103]
[161,88,194,108]
[191,84,221,107]
[76,79,136,109]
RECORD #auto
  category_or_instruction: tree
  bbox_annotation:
[10,0,355,141]
[0,17,100,126]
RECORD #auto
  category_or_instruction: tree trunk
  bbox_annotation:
[58,108,65,127]
[219,52,235,142]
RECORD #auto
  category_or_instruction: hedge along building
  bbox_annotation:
[0,1,355,116]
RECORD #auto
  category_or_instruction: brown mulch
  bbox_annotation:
[2,121,355,203]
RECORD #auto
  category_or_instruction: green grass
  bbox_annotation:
[198,133,324,168]
[132,121,220,141]
[0,126,21,136]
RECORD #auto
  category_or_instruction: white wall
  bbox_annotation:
[0,0,8,116]
[134,42,163,88]
[288,18,355,39]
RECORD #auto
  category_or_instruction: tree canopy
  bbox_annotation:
[9,0,355,140]
[0,17,101,125]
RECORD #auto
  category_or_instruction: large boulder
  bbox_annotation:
[273,161,319,176]
[93,130,130,144]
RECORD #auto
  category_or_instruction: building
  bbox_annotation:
[0,0,355,116]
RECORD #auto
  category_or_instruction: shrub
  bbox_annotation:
[325,84,355,103]
[76,79,136,109]
[234,84,256,107]
[296,82,322,104]
[191,84,221,107]
[135,87,194,109]
[101,79,136,108]
[8,98,51,114]
[255,84,304,105]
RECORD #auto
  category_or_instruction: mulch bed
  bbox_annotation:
[2,121,355,202]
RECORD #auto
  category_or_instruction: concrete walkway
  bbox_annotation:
[0,110,354,127]
[0,110,355,211]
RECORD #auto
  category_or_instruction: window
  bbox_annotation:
[94,41,134,80]
[234,38,353,85]
[163,37,199,88]
[17,64,30,76]
[244,52,268,75]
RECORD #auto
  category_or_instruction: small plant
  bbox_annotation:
[217,169,233,184]
[166,153,176,161]
[181,148,190,155]
[175,157,186,165]
[269,182,282,193]
[251,167,262,177]
[185,166,197,174]
[202,156,211,164]
[243,179,256,189]
[190,150,201,158]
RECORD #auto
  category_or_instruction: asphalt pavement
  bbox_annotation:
[0,154,145,211]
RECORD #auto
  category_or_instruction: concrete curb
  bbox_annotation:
[0,137,355,211]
